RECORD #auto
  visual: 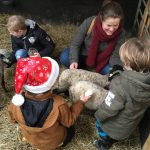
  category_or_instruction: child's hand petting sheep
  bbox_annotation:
[80,90,93,103]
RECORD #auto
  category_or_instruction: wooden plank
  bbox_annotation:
[138,0,150,37]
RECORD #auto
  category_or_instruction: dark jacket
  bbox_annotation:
[8,91,84,150]
[70,16,125,66]
[95,70,150,140]
[9,19,55,64]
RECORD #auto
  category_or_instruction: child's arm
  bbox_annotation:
[36,28,55,57]
[58,94,91,127]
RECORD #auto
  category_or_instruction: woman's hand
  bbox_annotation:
[70,62,78,69]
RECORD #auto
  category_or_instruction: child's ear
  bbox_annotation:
[123,63,132,71]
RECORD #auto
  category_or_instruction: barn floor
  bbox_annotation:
[0,14,141,150]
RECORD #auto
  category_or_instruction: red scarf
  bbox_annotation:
[86,16,122,72]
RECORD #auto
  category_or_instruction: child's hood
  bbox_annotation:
[122,70,150,103]
[20,103,60,133]
[19,94,65,133]
[25,19,36,29]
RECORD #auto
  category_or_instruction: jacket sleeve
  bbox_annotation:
[36,28,55,57]
[109,30,126,66]
[69,17,94,63]
[95,79,126,122]
[58,101,84,127]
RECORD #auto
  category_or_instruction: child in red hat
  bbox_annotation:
[8,50,91,150]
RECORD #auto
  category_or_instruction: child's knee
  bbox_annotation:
[60,48,70,67]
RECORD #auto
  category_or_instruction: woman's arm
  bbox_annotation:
[69,16,95,64]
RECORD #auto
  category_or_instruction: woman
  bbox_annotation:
[60,0,125,74]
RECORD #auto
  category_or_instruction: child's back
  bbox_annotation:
[94,38,150,149]
[95,67,150,139]
[8,55,90,150]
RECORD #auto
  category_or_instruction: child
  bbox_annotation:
[6,15,55,67]
[60,0,125,75]
[93,37,150,149]
[7,52,91,150]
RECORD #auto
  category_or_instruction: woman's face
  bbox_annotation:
[102,17,120,36]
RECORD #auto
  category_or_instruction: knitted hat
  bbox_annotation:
[12,56,59,106]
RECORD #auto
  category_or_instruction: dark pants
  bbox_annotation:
[139,107,150,147]
[62,126,75,147]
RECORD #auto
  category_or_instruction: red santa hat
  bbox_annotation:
[12,56,59,106]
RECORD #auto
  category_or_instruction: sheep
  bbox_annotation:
[57,69,109,110]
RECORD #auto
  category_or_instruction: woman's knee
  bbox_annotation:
[60,48,70,67]
[100,64,111,75]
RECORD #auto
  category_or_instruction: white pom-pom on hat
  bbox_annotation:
[12,94,25,106]
[12,56,59,106]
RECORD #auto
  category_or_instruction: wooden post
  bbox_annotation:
[138,0,150,37]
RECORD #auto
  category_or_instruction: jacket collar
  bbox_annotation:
[24,90,53,101]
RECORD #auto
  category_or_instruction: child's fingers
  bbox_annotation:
[80,95,91,102]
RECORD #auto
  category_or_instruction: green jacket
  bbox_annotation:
[95,70,150,140]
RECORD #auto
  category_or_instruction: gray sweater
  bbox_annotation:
[95,70,150,140]
[70,16,126,66]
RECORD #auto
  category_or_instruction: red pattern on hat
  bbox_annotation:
[15,57,52,94]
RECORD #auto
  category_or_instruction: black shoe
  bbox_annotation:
[62,126,75,147]
[92,139,110,150]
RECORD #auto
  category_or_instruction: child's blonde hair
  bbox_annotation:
[119,38,150,72]
[6,15,26,32]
